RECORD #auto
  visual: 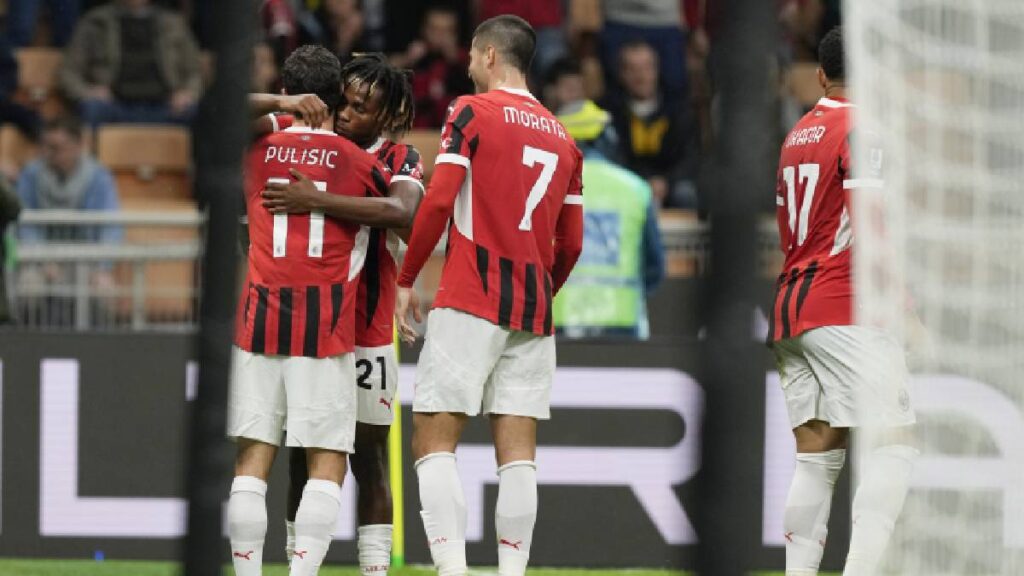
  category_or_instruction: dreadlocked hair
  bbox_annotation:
[341,53,416,137]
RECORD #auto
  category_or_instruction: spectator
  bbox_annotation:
[476,0,566,84]
[0,34,41,144]
[16,116,121,326]
[599,0,688,97]
[0,175,21,325]
[58,0,202,128]
[252,40,280,93]
[541,57,586,125]
[261,0,300,67]
[392,4,472,128]
[7,0,80,47]
[552,100,665,340]
[604,39,696,208]
[314,0,365,62]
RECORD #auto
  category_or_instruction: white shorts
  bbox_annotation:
[355,344,398,426]
[772,325,916,429]
[227,346,357,453]
[413,307,556,419]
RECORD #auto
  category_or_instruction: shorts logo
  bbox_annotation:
[233,550,254,560]
[379,397,393,410]
[898,389,910,412]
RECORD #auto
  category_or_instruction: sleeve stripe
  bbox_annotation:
[392,174,426,192]
[268,114,280,132]
[564,195,584,206]
[843,178,884,189]
[436,153,470,168]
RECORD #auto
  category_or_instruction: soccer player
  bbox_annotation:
[769,27,917,576]
[395,15,584,576]
[251,53,424,575]
[227,45,391,576]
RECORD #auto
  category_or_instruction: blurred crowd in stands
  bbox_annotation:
[0,0,842,326]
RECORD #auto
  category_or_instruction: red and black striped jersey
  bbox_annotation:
[271,114,425,348]
[770,97,880,342]
[400,88,584,336]
[237,125,390,357]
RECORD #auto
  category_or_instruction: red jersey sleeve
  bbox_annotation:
[386,143,425,193]
[269,113,295,132]
[435,97,481,170]
[397,162,465,287]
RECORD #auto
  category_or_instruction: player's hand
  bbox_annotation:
[262,169,321,214]
[280,94,329,129]
[395,285,423,345]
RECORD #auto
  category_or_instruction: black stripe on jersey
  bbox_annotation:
[243,283,252,322]
[468,135,480,156]
[251,285,269,354]
[278,287,293,355]
[542,272,553,335]
[452,105,475,130]
[403,146,421,171]
[794,260,819,319]
[498,257,514,328]
[767,274,783,344]
[521,263,538,333]
[476,245,489,294]
[364,228,382,328]
[447,126,465,154]
[371,166,388,196]
[304,286,320,358]
[779,268,801,339]
[330,283,343,333]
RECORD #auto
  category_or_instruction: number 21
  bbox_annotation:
[519,145,559,231]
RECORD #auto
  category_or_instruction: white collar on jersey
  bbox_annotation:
[282,125,338,136]
[366,136,386,153]
[498,87,538,101]
[818,97,853,108]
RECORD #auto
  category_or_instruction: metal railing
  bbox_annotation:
[9,209,782,331]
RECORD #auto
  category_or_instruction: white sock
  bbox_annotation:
[285,520,296,566]
[495,461,537,576]
[844,444,917,576]
[784,450,846,576]
[228,475,268,576]
[290,479,343,576]
[358,524,393,575]
[415,452,467,576]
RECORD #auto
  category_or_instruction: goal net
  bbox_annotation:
[847,1,1024,574]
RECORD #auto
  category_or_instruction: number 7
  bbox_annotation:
[519,145,559,231]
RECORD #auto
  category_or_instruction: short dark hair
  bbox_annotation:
[543,57,582,90]
[44,116,83,140]
[818,26,844,82]
[619,39,658,66]
[342,53,416,136]
[473,14,536,74]
[281,44,343,112]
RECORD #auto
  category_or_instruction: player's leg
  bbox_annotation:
[773,338,847,576]
[350,422,393,575]
[483,329,554,576]
[413,412,470,576]
[351,344,399,575]
[226,346,286,576]
[801,326,918,576]
[285,447,308,562]
[411,308,504,576]
[283,353,359,576]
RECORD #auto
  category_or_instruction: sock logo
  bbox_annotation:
[783,532,794,543]
[430,536,448,546]
[233,550,254,560]
[499,538,523,550]
[293,550,308,560]
[379,397,393,410]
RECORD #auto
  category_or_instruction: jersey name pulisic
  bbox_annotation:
[770,96,881,342]
[432,88,584,336]
[237,125,390,357]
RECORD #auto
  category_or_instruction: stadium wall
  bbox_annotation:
[8,329,1023,569]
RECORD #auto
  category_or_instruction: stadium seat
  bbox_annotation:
[97,125,192,202]
[658,208,701,278]
[116,196,199,322]
[400,130,439,180]
[14,47,65,116]
[0,123,39,175]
